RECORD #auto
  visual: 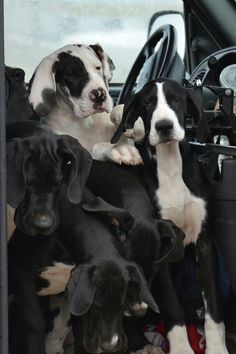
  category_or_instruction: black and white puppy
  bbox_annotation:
[28,44,142,165]
[112,78,228,354]
[6,120,92,238]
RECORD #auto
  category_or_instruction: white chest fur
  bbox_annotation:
[45,104,115,153]
[155,141,206,245]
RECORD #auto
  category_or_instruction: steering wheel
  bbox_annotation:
[117,24,183,105]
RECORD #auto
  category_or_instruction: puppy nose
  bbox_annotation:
[33,214,53,229]
[155,119,173,133]
[130,302,148,317]
[89,87,106,103]
[101,334,118,352]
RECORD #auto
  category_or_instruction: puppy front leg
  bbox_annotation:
[153,264,194,354]
[14,271,46,354]
[196,232,229,354]
[92,142,143,165]
[72,316,88,354]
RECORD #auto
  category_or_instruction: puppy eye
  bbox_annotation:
[143,100,155,107]
[65,69,75,77]
[96,66,102,71]
[171,96,180,103]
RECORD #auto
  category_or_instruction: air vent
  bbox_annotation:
[192,69,206,85]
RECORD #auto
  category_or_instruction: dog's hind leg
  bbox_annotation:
[152,264,194,354]
[196,231,229,354]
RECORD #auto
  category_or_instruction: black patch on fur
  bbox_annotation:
[35,275,50,293]
[34,88,56,116]
[53,52,90,98]
[161,78,187,128]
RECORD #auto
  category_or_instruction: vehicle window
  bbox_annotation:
[4,0,183,83]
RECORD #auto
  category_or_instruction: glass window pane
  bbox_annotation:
[4,0,183,83]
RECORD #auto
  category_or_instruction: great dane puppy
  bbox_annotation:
[28,44,142,165]
[57,188,161,354]
[7,120,92,354]
[112,78,228,354]
[6,120,92,238]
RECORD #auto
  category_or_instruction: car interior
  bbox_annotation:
[1,0,236,353]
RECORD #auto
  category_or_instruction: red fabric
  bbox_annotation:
[186,324,206,354]
[142,322,206,353]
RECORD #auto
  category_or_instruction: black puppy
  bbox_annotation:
[6,120,92,236]
[112,78,228,354]
[55,188,161,354]
[5,65,34,124]
[7,120,92,354]
[86,161,185,352]
[86,161,184,284]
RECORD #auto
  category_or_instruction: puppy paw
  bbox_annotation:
[169,348,194,354]
[37,263,74,296]
[133,344,164,354]
[143,344,165,354]
[109,144,143,165]
[110,104,124,126]
[124,117,145,143]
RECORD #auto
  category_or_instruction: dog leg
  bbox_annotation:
[196,234,229,354]
[133,344,165,354]
[37,263,74,296]
[45,295,71,354]
[152,264,194,354]
[92,142,143,165]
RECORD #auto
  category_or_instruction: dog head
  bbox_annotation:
[67,261,159,353]
[83,196,185,282]
[7,123,92,235]
[112,78,210,145]
[5,65,34,123]
[29,44,115,118]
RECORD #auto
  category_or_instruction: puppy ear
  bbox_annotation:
[58,135,93,204]
[90,44,115,83]
[127,265,159,314]
[111,93,141,144]
[186,87,210,143]
[82,196,135,233]
[67,265,96,316]
[28,53,58,116]
[155,220,185,264]
[5,66,25,84]
[6,140,27,208]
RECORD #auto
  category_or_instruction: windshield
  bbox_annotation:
[4,0,183,83]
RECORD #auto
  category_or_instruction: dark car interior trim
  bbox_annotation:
[184,0,236,73]
[0,0,9,353]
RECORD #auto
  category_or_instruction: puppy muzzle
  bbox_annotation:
[15,208,59,236]
[155,119,174,140]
